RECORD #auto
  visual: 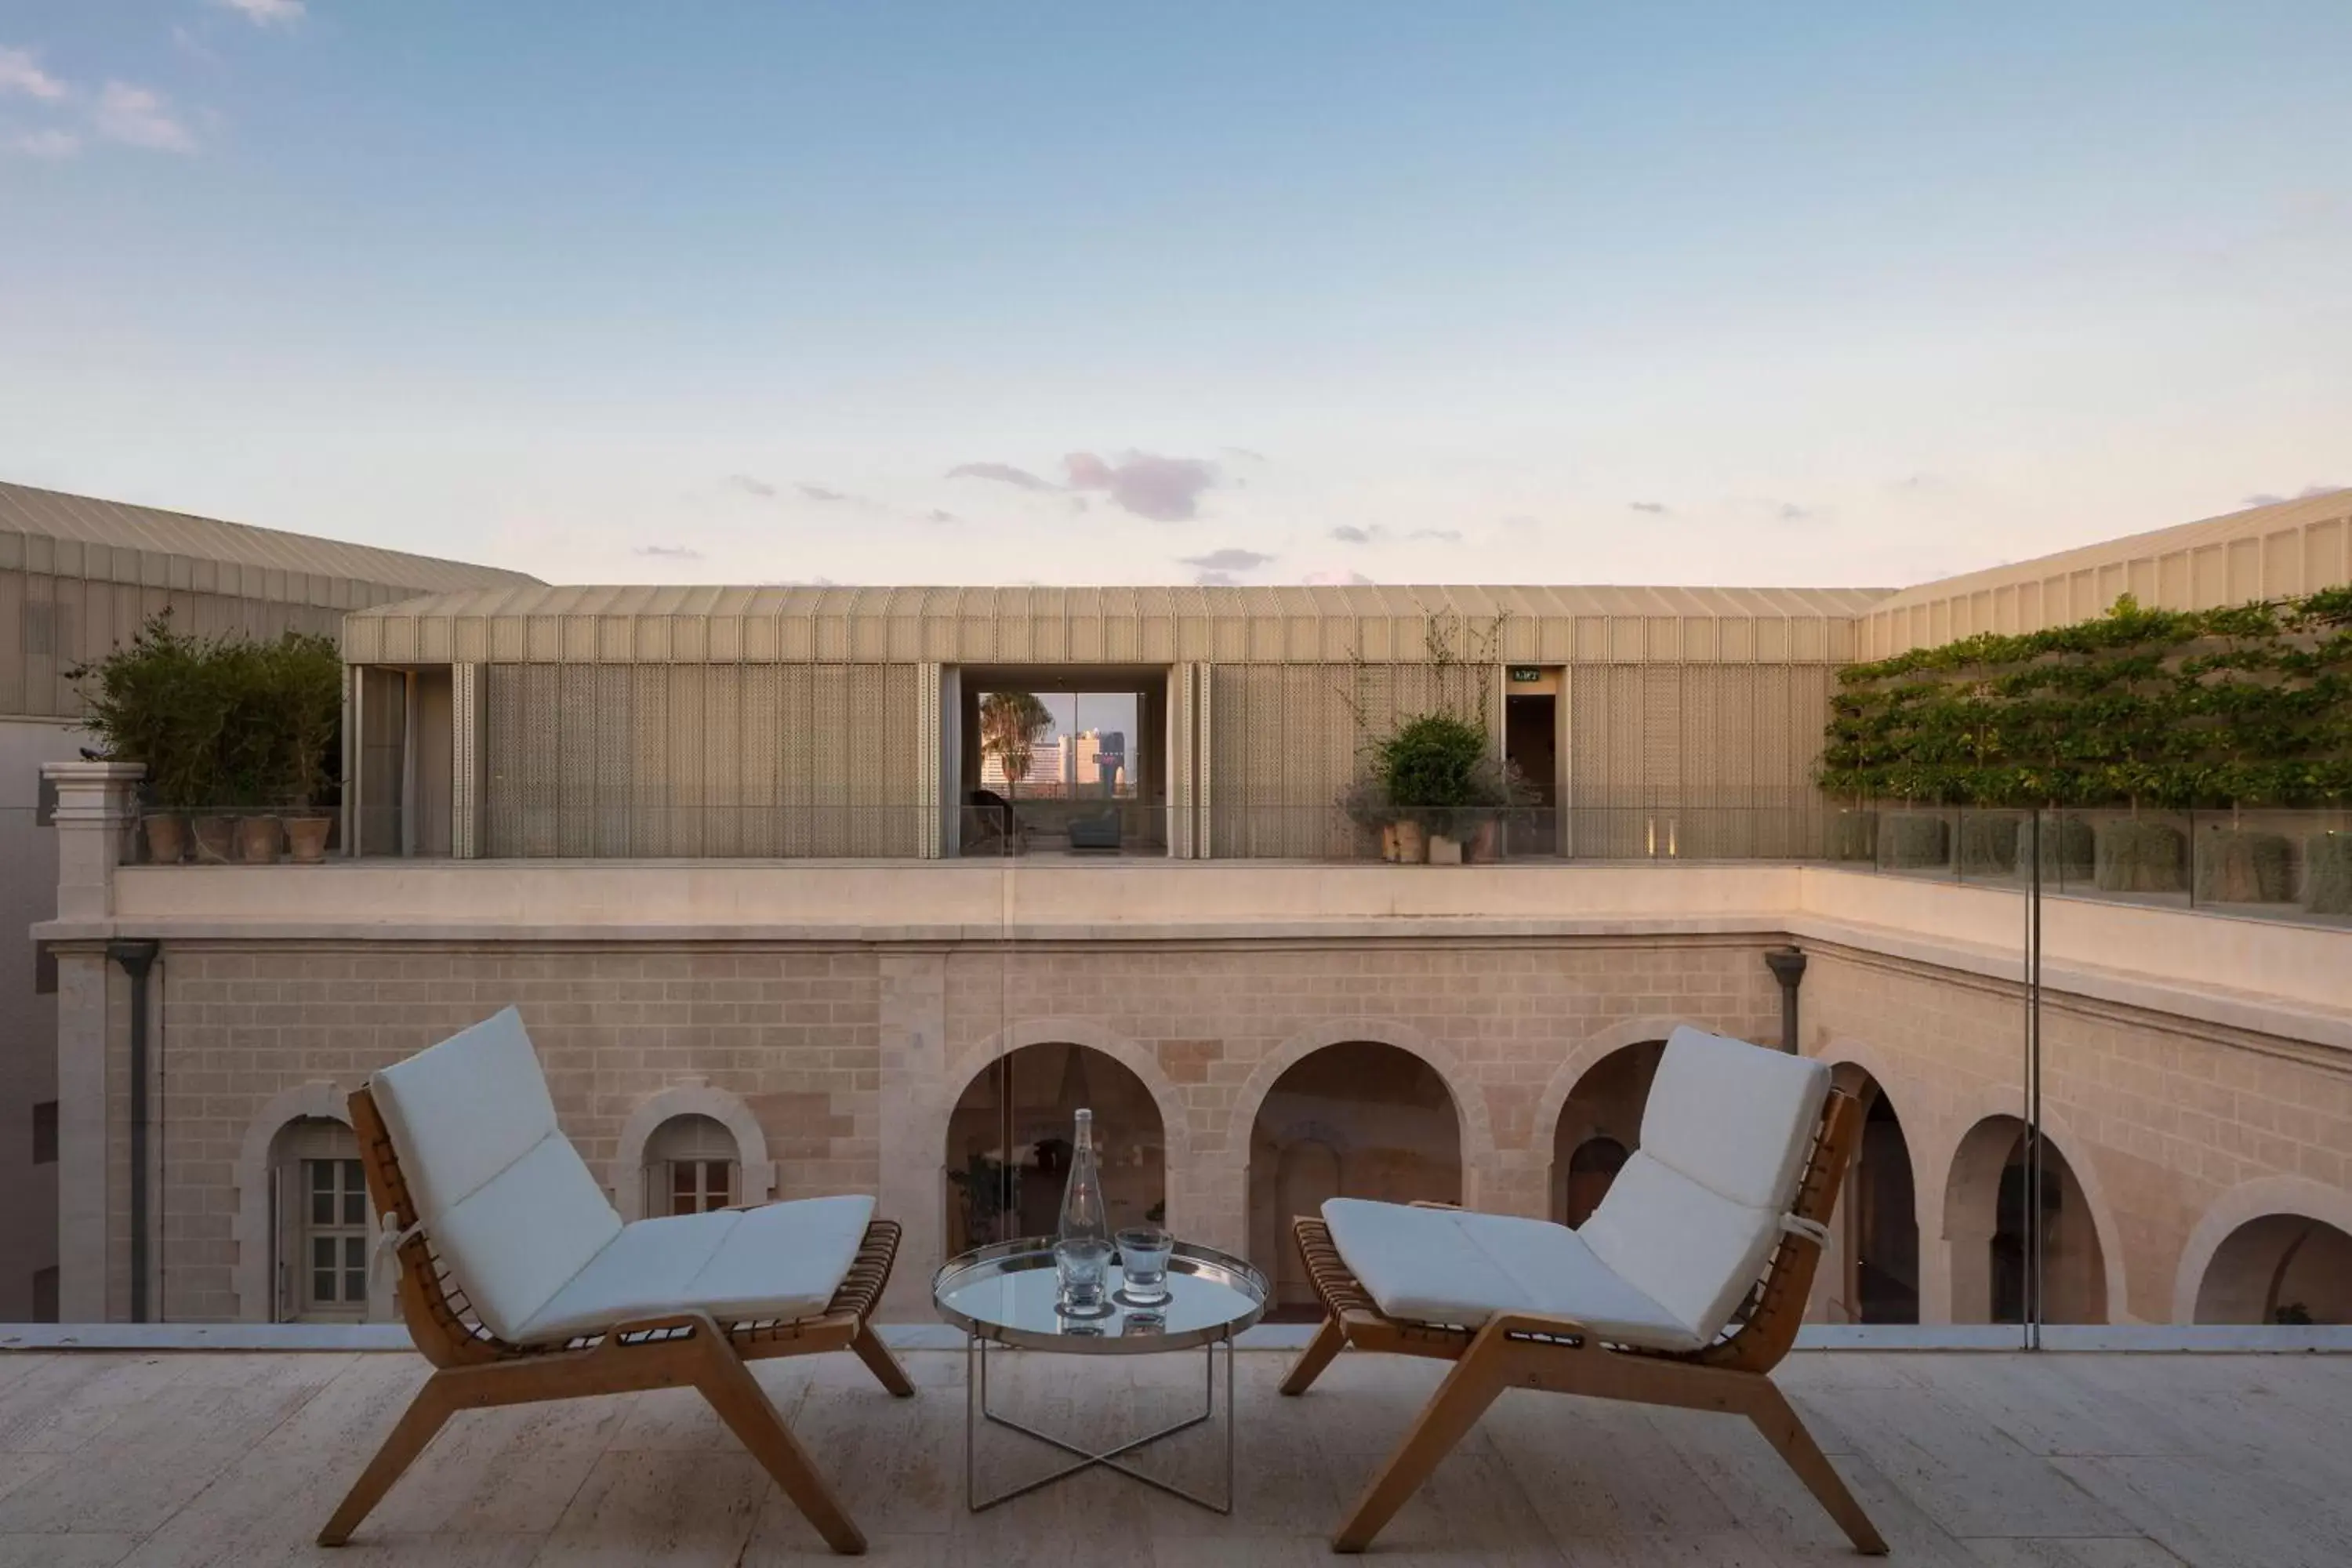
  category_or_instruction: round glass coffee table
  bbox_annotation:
[933,1236,1269,1514]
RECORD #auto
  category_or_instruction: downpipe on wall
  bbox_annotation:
[107,939,160,1323]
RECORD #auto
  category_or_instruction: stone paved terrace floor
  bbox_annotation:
[2,1347,2350,1566]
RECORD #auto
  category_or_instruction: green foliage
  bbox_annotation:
[70,614,232,810]
[71,615,344,811]
[1819,588,2352,808]
[1374,712,1491,833]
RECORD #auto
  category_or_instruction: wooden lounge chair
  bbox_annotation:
[319,1007,912,1555]
[1281,1025,1886,1555]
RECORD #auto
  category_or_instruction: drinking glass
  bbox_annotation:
[1115,1224,1174,1307]
[1054,1236,1114,1317]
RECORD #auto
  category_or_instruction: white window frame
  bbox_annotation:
[644,1114,741,1218]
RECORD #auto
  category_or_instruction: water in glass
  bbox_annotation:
[1116,1224,1174,1306]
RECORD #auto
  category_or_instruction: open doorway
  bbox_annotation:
[1504,670,1559,855]
[953,666,1168,856]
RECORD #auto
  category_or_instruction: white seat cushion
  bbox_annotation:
[1579,1026,1829,1342]
[372,1007,623,1343]
[1319,1026,1831,1353]
[517,1194,876,1344]
[1319,1198,1702,1352]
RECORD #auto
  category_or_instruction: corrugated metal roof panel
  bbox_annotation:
[0,480,539,604]
[343,581,1893,665]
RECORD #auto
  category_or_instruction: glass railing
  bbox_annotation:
[103,793,2352,930]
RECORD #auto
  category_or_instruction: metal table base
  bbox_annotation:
[964,1330,1236,1513]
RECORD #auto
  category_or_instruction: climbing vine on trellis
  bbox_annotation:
[1818,586,2352,808]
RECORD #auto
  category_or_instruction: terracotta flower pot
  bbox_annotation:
[285,815,332,864]
[1393,820,1427,863]
[235,815,282,863]
[1468,819,1499,863]
[1379,823,1399,862]
[142,814,187,865]
[191,815,234,864]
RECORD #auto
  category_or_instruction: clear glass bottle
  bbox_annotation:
[1054,1108,1112,1315]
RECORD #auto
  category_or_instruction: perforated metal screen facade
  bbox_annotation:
[481,661,927,858]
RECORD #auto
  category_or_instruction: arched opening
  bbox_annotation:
[269,1116,371,1324]
[1558,1138,1628,1227]
[1828,1067,1919,1323]
[2194,1215,2352,1325]
[1249,1043,1462,1316]
[1945,1115,2108,1324]
[1548,1040,1665,1224]
[944,1042,1165,1254]
[644,1113,742,1218]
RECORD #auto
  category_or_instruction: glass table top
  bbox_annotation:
[932,1237,1270,1354]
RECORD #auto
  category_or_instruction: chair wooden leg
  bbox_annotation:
[1744,1381,1888,1555]
[850,1325,915,1398]
[1331,1340,1508,1553]
[1279,1314,1348,1396]
[317,1373,456,1547]
[691,1337,867,1555]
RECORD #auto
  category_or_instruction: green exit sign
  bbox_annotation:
[1508,667,1543,683]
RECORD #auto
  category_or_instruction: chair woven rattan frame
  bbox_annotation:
[1279,1087,1888,1555]
[318,1085,913,1555]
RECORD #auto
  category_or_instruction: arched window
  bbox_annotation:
[645,1114,741,1217]
[271,1117,371,1323]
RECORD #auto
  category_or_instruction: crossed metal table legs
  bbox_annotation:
[964,1333,1237,1513]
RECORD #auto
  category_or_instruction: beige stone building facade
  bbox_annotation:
[0,481,532,1323]
[21,483,2352,1334]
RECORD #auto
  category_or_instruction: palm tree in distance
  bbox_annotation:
[979,691,1052,798]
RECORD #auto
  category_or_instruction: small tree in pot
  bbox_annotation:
[70,613,230,863]
[268,633,343,862]
[1375,712,1490,864]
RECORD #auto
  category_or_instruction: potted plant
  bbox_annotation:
[270,633,343,863]
[68,613,230,863]
[1375,711,1490,866]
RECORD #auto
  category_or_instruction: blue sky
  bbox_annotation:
[2,2,2347,590]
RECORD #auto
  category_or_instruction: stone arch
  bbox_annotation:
[1533,1015,1708,1226]
[1232,1017,1495,1178]
[609,1080,778,1221]
[948,1017,1192,1171]
[232,1081,373,1323]
[1243,1022,1474,1309]
[1942,1102,2125,1324]
[1529,1015,1714,1155]
[2174,1176,2352,1325]
[938,1018,1191,1247]
[1816,1051,1922,1325]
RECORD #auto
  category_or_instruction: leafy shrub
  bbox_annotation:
[1820,590,2352,809]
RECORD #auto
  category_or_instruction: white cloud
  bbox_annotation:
[0,45,69,100]
[5,128,79,158]
[94,82,195,153]
[214,0,307,25]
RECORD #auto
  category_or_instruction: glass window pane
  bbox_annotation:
[313,1236,336,1270]
[314,1269,336,1303]
[347,1268,368,1304]
[344,1236,367,1271]
[715,1163,734,1208]
[344,1186,366,1226]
